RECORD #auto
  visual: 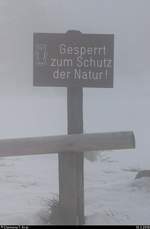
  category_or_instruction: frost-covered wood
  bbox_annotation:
[0,131,135,157]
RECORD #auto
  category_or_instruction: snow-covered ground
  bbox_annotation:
[0,150,150,225]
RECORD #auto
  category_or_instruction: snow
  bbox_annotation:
[0,151,150,225]
[85,151,150,225]
[0,154,58,225]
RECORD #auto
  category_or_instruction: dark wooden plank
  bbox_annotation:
[0,131,135,158]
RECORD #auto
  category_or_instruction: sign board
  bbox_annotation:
[33,31,114,88]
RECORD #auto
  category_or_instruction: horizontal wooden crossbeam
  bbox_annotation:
[0,131,135,157]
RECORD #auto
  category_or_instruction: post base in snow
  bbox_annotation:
[49,198,85,225]
[49,199,64,225]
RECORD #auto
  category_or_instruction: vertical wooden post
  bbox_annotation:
[59,87,84,225]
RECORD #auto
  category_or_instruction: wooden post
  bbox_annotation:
[59,87,84,225]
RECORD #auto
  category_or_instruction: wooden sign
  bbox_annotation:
[33,31,114,88]
[0,30,136,225]
[33,30,116,224]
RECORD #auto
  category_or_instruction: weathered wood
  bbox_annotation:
[59,87,84,225]
[0,131,135,158]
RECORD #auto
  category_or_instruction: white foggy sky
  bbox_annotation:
[0,0,150,165]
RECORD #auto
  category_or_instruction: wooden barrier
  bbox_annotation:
[0,131,135,157]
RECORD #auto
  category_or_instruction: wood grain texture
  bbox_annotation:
[0,131,135,157]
